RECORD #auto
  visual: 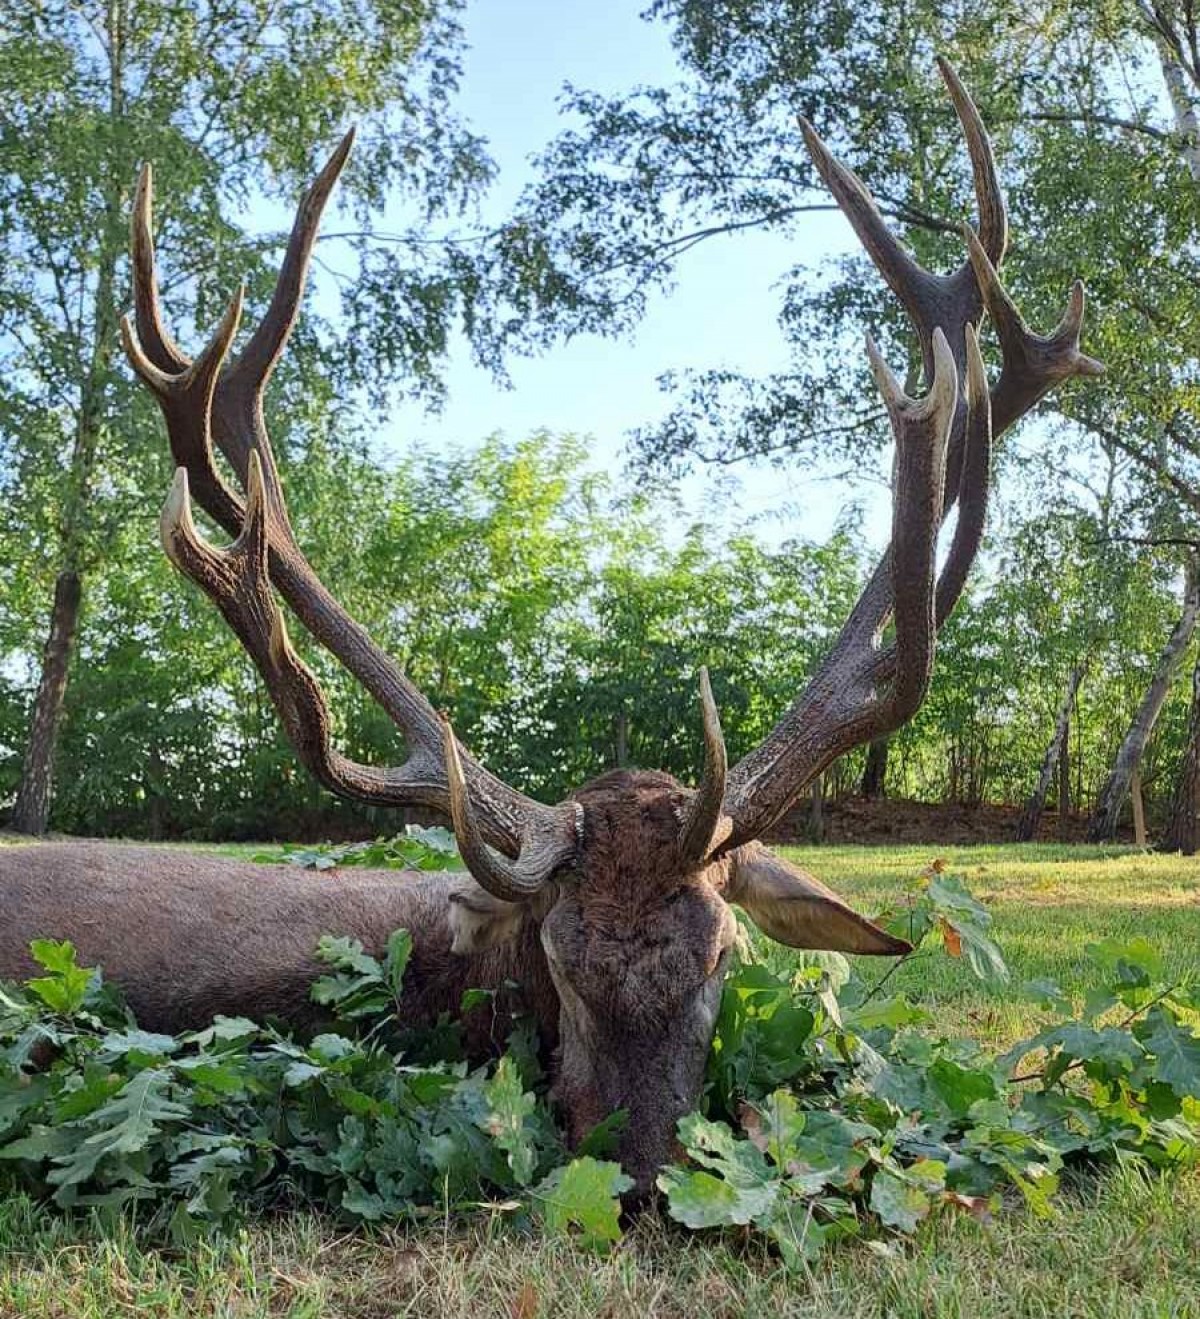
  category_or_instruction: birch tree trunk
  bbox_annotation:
[11,572,83,833]
[1016,662,1086,842]
[613,710,630,768]
[1130,769,1147,846]
[11,2,126,834]
[1155,42,1200,855]
[1156,39,1200,182]
[1057,711,1072,840]
[1088,564,1200,842]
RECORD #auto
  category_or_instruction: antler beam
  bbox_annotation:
[124,141,580,894]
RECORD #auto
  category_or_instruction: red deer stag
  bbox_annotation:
[0,62,1101,1195]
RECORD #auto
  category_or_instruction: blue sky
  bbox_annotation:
[376,0,886,545]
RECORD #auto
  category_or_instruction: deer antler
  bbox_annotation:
[719,59,1103,848]
[123,141,580,896]
[126,62,1102,876]
[677,667,729,865]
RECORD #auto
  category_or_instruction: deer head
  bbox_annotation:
[122,60,1101,1195]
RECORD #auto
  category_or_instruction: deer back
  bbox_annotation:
[0,843,556,1049]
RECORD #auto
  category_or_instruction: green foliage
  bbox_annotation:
[481,1056,540,1187]
[705,961,817,1115]
[500,0,1200,502]
[2,867,1198,1267]
[259,827,465,873]
[0,937,587,1242]
[456,0,1200,833]
[533,1157,633,1252]
[309,930,413,1027]
[893,509,1197,816]
[23,940,96,1017]
[8,431,883,833]
[0,0,496,827]
[8,0,1200,848]
[872,860,1009,983]
[7,422,1195,841]
[662,927,1200,1261]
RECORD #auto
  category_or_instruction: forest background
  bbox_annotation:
[4,0,1200,849]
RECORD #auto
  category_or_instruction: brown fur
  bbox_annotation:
[0,842,558,1054]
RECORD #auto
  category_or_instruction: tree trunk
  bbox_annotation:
[1130,768,1146,846]
[860,737,888,798]
[1057,711,1072,840]
[1016,662,1086,842]
[1089,564,1200,842]
[11,361,111,833]
[1162,652,1200,854]
[809,776,825,843]
[146,744,167,841]
[1156,40,1200,182]
[10,572,83,834]
[613,709,629,767]
[11,3,126,834]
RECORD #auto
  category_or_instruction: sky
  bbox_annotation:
[374,0,886,546]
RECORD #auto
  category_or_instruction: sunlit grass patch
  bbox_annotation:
[2,1169,1199,1318]
[775,843,1200,1045]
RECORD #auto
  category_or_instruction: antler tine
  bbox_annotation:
[936,57,1007,266]
[798,65,1002,389]
[797,63,1012,408]
[963,227,1105,433]
[130,136,354,528]
[720,332,957,845]
[798,117,938,361]
[123,281,249,537]
[161,456,456,809]
[935,322,991,625]
[231,128,356,392]
[201,131,358,569]
[123,283,243,402]
[131,131,582,872]
[867,328,956,720]
[865,323,988,688]
[442,718,578,902]
[678,667,730,866]
[130,162,191,374]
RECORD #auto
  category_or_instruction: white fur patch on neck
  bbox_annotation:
[447,886,527,955]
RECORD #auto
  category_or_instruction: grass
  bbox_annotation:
[2,839,1199,1317]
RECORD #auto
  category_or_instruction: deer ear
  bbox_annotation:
[726,842,910,956]
[447,886,527,955]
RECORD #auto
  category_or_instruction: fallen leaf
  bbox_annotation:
[941,920,963,959]
[511,1281,538,1319]
[738,1102,768,1153]
[944,1191,992,1221]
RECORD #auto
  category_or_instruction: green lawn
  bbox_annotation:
[2,840,1199,1318]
